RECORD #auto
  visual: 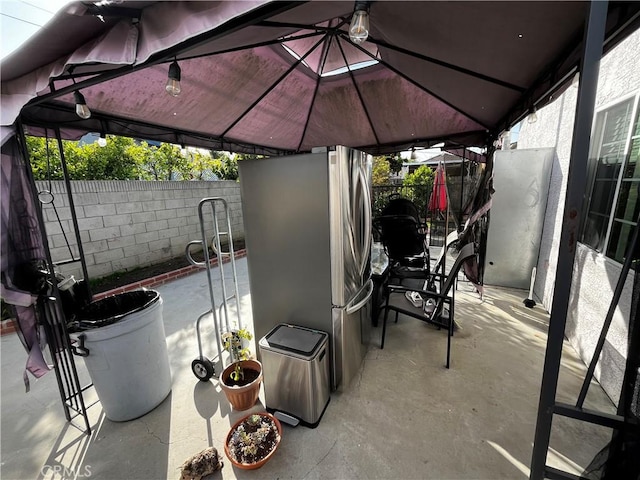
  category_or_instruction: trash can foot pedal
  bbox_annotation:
[274,411,299,427]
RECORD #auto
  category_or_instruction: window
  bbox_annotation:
[582,95,640,265]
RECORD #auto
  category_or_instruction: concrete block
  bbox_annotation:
[94,248,125,264]
[148,238,171,252]
[156,209,177,220]
[88,262,114,279]
[133,212,155,223]
[158,227,179,240]
[83,239,109,254]
[135,231,159,244]
[104,214,133,227]
[73,193,99,205]
[107,235,136,249]
[165,198,185,209]
[143,200,165,212]
[168,217,188,228]
[45,206,72,222]
[111,256,142,272]
[145,219,169,232]
[51,234,77,249]
[120,223,146,236]
[179,224,198,236]
[176,207,192,218]
[77,217,105,231]
[116,203,143,214]
[171,235,191,248]
[137,250,164,266]
[89,226,121,242]
[98,192,130,204]
[49,246,74,262]
[84,204,117,218]
[123,244,149,257]
[44,220,68,235]
[128,190,154,202]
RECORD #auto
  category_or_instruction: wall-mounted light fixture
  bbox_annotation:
[166,60,182,97]
[527,106,538,124]
[74,91,91,119]
[349,2,371,44]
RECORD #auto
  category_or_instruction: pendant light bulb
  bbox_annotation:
[527,106,538,124]
[165,61,182,97]
[74,90,91,119]
[349,3,370,44]
[410,148,417,160]
[98,134,107,147]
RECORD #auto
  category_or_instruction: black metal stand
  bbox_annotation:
[17,122,94,435]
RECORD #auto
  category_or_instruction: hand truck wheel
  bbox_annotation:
[191,357,215,381]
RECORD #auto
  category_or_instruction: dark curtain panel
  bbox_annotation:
[1,131,51,390]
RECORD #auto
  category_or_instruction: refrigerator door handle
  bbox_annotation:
[345,278,374,315]
[358,165,372,278]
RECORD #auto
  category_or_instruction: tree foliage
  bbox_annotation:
[26,135,240,181]
[372,156,391,185]
[402,165,434,216]
[387,155,403,175]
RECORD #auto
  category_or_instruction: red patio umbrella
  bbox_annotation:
[428,163,448,212]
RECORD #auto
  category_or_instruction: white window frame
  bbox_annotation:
[583,91,640,261]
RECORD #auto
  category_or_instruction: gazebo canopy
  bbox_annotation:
[2,1,639,154]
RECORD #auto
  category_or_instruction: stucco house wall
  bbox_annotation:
[516,28,640,403]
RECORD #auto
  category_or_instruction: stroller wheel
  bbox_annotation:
[192,357,215,381]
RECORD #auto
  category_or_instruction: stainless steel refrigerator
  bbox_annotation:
[238,146,373,390]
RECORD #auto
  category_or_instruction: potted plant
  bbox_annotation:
[225,412,282,470]
[220,329,263,410]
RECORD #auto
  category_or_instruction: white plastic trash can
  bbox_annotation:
[71,290,172,421]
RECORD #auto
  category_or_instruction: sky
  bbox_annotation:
[0,0,71,59]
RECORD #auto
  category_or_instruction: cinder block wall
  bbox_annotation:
[35,180,243,280]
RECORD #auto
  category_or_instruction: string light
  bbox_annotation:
[166,60,182,96]
[74,91,91,119]
[527,106,538,124]
[349,2,370,44]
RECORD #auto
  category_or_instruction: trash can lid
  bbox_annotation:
[265,324,326,356]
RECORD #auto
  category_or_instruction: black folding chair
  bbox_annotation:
[381,242,476,368]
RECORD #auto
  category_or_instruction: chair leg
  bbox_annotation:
[446,302,453,369]
[381,300,391,350]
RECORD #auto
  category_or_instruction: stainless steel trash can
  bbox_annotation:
[259,324,330,428]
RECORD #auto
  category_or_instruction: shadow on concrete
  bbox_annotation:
[36,393,172,480]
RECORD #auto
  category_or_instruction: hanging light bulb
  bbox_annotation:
[410,148,417,160]
[527,106,538,124]
[97,133,107,147]
[349,2,370,44]
[165,60,181,96]
[74,90,91,119]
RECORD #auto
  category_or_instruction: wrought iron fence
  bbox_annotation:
[372,184,431,219]
[372,184,454,247]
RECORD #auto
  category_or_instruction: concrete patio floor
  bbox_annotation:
[1,257,615,479]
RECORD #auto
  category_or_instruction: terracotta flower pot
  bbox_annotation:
[225,412,282,470]
[220,359,262,411]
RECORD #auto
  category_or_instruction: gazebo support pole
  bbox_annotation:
[529,1,607,478]
[16,121,92,434]
[53,126,92,295]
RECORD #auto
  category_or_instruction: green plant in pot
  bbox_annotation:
[220,328,263,411]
